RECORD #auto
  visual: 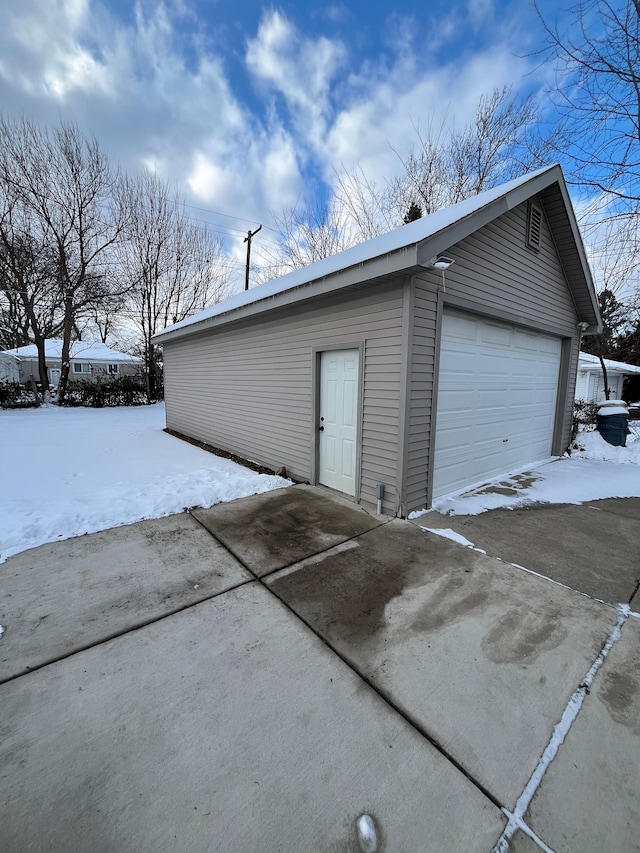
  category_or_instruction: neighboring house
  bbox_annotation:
[575,352,640,402]
[3,341,142,387]
[0,352,19,383]
[153,165,601,516]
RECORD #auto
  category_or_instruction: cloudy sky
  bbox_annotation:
[1,0,572,289]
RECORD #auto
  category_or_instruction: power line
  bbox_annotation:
[179,201,279,233]
[183,213,282,249]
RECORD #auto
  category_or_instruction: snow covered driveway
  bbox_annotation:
[0,403,289,562]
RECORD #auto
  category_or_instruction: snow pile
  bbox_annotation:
[413,423,640,518]
[421,527,487,553]
[570,420,640,464]
[0,404,290,562]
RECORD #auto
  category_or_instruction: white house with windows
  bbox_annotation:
[575,352,640,403]
[3,340,142,387]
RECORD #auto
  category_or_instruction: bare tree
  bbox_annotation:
[258,196,358,281]
[537,0,640,216]
[117,172,230,401]
[390,88,548,216]
[76,292,128,344]
[332,166,397,240]
[449,88,543,196]
[387,118,452,217]
[0,286,30,351]
[266,88,556,273]
[0,187,63,383]
[0,117,124,400]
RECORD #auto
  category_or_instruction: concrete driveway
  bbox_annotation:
[1,485,638,852]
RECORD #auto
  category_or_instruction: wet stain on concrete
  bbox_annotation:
[472,473,544,497]
[410,574,489,634]
[270,523,485,647]
[418,503,640,605]
[270,547,415,646]
[194,487,381,573]
[598,670,640,735]
[481,606,567,664]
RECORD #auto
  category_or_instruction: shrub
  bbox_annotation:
[60,376,150,407]
[571,399,599,443]
[0,382,38,409]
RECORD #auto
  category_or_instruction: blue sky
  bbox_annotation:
[0,0,573,284]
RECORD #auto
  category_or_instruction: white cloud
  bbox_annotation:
[0,0,110,97]
[246,10,346,145]
[323,44,534,189]
[0,1,298,228]
[0,0,550,289]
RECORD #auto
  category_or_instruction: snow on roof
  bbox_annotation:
[578,352,640,375]
[3,340,142,363]
[156,165,558,340]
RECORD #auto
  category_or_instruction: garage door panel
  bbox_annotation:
[480,354,512,375]
[438,387,473,407]
[480,323,512,346]
[433,310,561,499]
[446,313,478,339]
[435,425,472,451]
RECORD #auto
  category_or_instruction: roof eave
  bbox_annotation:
[154,164,603,344]
[153,245,422,344]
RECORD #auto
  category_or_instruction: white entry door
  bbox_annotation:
[48,368,61,388]
[433,310,562,499]
[319,349,359,496]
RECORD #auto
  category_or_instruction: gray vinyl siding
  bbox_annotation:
[403,286,438,513]
[405,200,581,514]
[564,335,580,444]
[163,282,405,515]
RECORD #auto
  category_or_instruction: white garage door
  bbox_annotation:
[433,310,562,499]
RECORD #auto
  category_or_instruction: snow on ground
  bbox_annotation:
[2,402,637,561]
[413,421,640,518]
[423,528,487,552]
[0,403,290,563]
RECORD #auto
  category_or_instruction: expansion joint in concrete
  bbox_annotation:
[189,510,505,812]
[490,605,630,853]
[188,508,392,582]
[263,575,505,813]
[0,577,255,687]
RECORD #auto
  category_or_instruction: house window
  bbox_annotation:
[526,202,543,252]
[73,362,91,374]
[108,364,119,375]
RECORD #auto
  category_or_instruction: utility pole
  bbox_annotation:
[244,225,262,291]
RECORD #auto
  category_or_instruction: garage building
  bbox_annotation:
[153,165,601,516]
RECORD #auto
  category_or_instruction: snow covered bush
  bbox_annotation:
[60,376,149,408]
[571,399,598,442]
[0,382,38,409]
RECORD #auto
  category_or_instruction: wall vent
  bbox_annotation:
[527,202,543,251]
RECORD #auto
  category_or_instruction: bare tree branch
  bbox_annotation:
[116,171,230,401]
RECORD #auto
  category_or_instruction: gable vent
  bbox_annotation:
[527,202,543,251]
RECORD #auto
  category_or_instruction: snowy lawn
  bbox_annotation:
[416,421,640,518]
[0,403,290,562]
